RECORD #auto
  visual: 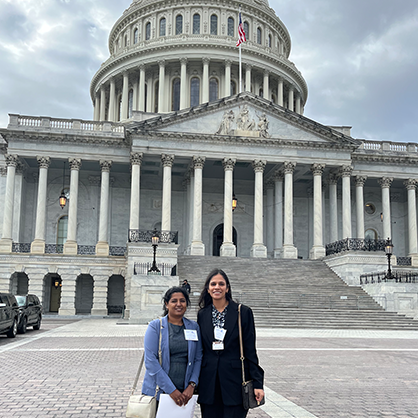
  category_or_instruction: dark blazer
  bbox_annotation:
[197,300,264,406]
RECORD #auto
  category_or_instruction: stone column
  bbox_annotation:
[27,269,48,305]
[108,78,116,122]
[273,172,284,258]
[202,58,210,103]
[263,71,269,100]
[31,156,51,254]
[288,87,294,111]
[251,160,267,258]
[405,179,418,263]
[277,78,284,106]
[161,154,174,232]
[310,164,326,259]
[188,170,195,252]
[379,177,393,240]
[224,60,231,98]
[138,65,146,112]
[129,153,143,231]
[266,180,274,256]
[329,174,339,243]
[180,58,188,109]
[96,160,112,256]
[100,86,106,121]
[121,72,129,120]
[220,158,236,257]
[58,272,77,316]
[91,274,109,316]
[0,154,18,253]
[245,65,252,92]
[132,81,138,112]
[295,94,301,114]
[341,165,352,239]
[282,162,298,258]
[94,95,100,121]
[355,176,367,239]
[64,158,81,255]
[158,60,165,113]
[190,156,205,255]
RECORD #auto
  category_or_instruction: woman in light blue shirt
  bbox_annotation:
[142,286,202,407]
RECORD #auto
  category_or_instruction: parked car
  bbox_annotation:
[15,294,42,334]
[0,293,20,338]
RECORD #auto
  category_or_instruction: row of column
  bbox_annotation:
[94,59,303,121]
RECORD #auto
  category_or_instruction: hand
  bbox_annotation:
[182,384,194,405]
[254,389,265,404]
[170,389,187,407]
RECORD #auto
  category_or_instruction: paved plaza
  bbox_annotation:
[1,318,418,418]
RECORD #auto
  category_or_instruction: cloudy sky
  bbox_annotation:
[1,0,417,142]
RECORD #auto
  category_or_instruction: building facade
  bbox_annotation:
[1,0,418,320]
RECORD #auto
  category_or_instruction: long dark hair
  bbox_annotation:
[162,286,190,316]
[198,269,233,309]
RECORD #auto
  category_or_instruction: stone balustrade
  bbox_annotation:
[359,140,418,153]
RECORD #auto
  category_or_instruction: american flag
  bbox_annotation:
[236,12,246,47]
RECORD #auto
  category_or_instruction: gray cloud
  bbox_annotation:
[0,0,417,142]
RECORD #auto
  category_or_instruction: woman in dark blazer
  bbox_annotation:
[197,269,264,418]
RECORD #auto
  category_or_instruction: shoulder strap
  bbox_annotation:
[238,304,246,385]
[130,318,163,396]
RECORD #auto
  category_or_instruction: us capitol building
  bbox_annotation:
[1,0,417,320]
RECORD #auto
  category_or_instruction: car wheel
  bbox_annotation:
[33,315,41,330]
[7,319,17,338]
[18,316,27,334]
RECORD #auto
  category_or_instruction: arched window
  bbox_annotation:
[190,77,200,107]
[244,22,249,39]
[128,89,134,118]
[117,95,122,121]
[272,93,277,103]
[209,78,218,102]
[124,34,128,47]
[134,29,139,44]
[57,216,68,246]
[230,80,237,96]
[210,15,218,35]
[144,84,148,112]
[259,87,263,97]
[227,17,234,37]
[257,27,262,44]
[172,78,181,111]
[176,15,183,35]
[365,229,378,240]
[268,34,272,48]
[154,81,159,113]
[159,18,166,36]
[145,22,151,40]
[193,14,200,34]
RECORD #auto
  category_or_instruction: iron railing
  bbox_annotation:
[109,246,126,256]
[397,257,412,266]
[326,238,386,256]
[129,229,178,244]
[11,243,31,253]
[360,270,418,284]
[134,262,177,276]
[11,243,125,256]
[45,244,64,254]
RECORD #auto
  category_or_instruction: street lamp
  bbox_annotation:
[384,238,394,280]
[148,229,161,274]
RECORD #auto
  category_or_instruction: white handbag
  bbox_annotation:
[126,319,162,418]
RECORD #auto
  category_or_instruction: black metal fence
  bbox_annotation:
[11,243,126,256]
[360,271,418,284]
[128,229,178,244]
[326,238,386,256]
[134,262,176,276]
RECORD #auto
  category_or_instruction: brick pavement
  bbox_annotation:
[0,318,418,417]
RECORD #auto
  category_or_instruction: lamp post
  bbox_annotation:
[384,238,394,280]
[232,193,238,212]
[148,229,161,274]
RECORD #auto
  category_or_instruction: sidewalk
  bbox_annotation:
[1,318,417,418]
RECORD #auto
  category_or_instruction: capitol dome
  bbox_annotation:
[90,0,307,121]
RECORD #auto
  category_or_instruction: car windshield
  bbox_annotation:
[15,296,26,306]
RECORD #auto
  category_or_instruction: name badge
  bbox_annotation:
[214,327,227,341]
[184,329,198,341]
[212,341,224,350]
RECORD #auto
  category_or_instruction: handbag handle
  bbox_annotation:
[238,304,246,385]
[131,318,163,396]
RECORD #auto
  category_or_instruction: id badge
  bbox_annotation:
[184,329,198,341]
[212,341,224,350]
[214,327,227,341]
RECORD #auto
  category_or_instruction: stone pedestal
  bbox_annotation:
[0,238,12,253]
[63,240,78,255]
[250,244,267,258]
[95,242,110,256]
[220,243,236,257]
[30,239,45,255]
[190,242,205,256]
[410,254,418,267]
[281,244,298,259]
[309,246,326,260]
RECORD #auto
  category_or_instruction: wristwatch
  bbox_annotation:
[189,381,196,388]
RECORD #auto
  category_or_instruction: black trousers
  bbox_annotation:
[200,373,248,418]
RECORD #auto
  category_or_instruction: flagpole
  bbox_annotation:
[239,5,242,93]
